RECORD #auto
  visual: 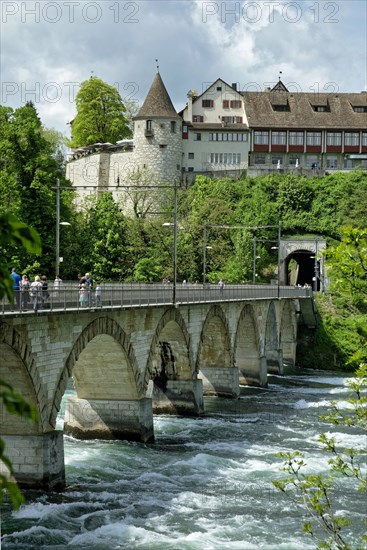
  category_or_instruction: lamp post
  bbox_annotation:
[55,178,71,277]
[162,184,178,305]
[202,221,213,286]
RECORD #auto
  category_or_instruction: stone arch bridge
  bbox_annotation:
[0,288,315,489]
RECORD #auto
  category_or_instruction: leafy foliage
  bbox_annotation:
[68,76,130,148]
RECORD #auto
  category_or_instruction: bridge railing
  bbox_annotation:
[0,283,313,315]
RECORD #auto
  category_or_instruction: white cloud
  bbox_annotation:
[1,0,365,135]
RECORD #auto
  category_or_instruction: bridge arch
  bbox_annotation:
[234,304,266,387]
[265,301,282,374]
[280,299,298,366]
[145,307,192,390]
[145,308,203,415]
[0,323,48,432]
[50,316,141,428]
[196,305,236,396]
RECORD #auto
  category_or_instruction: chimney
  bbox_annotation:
[232,83,238,91]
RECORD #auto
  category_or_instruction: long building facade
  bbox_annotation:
[66,73,367,199]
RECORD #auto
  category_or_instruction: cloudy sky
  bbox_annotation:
[1,0,366,137]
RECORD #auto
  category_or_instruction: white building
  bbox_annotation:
[66,72,367,200]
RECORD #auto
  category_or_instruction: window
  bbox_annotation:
[188,152,194,159]
[272,156,283,165]
[223,100,229,108]
[344,159,355,169]
[345,132,359,146]
[289,155,300,166]
[271,131,286,145]
[289,131,304,145]
[146,120,153,132]
[353,106,367,112]
[306,155,318,167]
[362,133,367,146]
[208,152,241,165]
[254,154,265,164]
[327,132,342,146]
[254,131,269,145]
[313,104,330,112]
[306,132,321,146]
[202,99,214,108]
[273,104,290,112]
[170,121,176,133]
[217,86,222,91]
[194,133,201,141]
[230,100,242,108]
[326,156,338,168]
[159,144,167,149]
[188,167,194,172]
[193,115,204,122]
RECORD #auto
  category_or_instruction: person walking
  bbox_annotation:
[10,267,22,309]
[79,284,89,308]
[41,275,49,308]
[95,281,102,307]
[30,276,43,312]
[218,278,225,294]
[20,274,30,310]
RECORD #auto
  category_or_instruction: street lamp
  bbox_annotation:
[55,178,71,277]
[161,184,178,305]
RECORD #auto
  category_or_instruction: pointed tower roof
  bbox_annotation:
[134,72,180,120]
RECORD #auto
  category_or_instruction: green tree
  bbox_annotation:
[0,102,73,276]
[0,212,40,508]
[69,76,130,148]
[81,193,128,280]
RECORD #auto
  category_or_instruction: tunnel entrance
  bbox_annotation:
[279,238,326,290]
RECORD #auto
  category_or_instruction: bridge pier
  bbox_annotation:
[199,367,240,397]
[151,379,204,415]
[238,355,268,387]
[1,431,65,490]
[64,397,154,443]
[266,349,284,375]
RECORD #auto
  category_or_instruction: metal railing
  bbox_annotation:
[1,283,313,316]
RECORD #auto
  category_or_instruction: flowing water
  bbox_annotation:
[1,368,366,549]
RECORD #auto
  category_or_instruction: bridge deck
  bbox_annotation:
[2,283,316,324]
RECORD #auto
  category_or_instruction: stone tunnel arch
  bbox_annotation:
[50,317,142,430]
[196,305,235,397]
[0,324,48,433]
[279,238,326,290]
[234,304,266,387]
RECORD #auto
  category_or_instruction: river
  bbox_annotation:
[1,368,366,549]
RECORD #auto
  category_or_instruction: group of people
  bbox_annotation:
[10,268,50,312]
[78,273,102,307]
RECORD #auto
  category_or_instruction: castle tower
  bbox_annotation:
[133,72,183,184]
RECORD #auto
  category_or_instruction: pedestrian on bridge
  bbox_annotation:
[218,278,225,294]
[30,276,43,312]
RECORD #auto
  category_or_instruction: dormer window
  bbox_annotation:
[313,105,330,112]
[353,106,367,112]
[273,104,290,112]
